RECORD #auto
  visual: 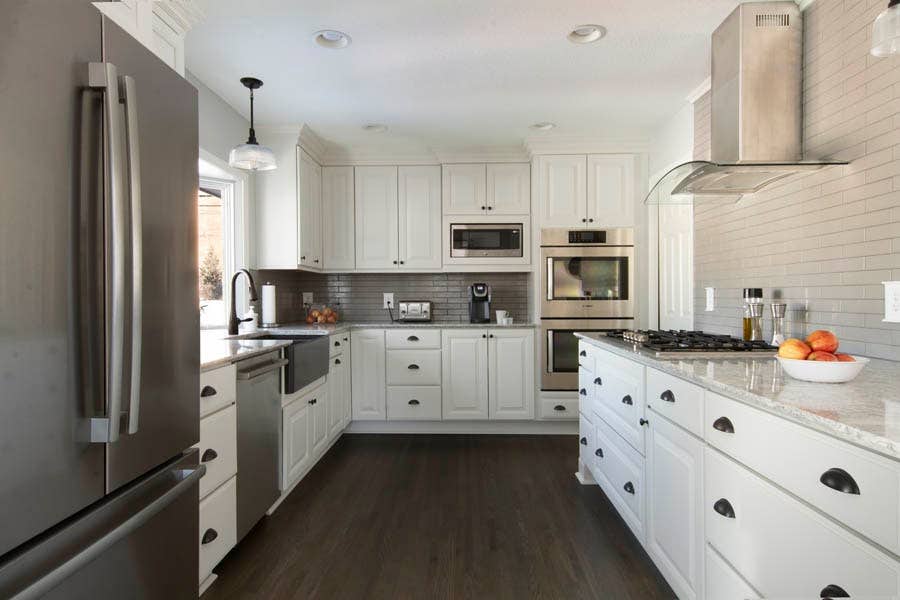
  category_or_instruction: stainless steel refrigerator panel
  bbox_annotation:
[0,451,202,600]
[0,0,106,558]
[101,19,200,492]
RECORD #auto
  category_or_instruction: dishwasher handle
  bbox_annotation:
[237,359,289,381]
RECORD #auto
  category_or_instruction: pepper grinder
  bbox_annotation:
[771,303,787,347]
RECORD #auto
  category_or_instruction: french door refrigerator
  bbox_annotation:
[0,1,201,598]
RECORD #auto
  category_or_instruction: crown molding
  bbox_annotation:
[524,135,650,156]
[152,0,204,35]
[297,124,328,165]
[797,0,817,11]
[685,77,711,104]
[322,147,439,166]
[432,145,530,164]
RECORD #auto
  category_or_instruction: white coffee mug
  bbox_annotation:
[496,310,509,322]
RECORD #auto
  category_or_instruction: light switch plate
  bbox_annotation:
[883,282,900,323]
[302,292,313,305]
[705,287,715,311]
[383,292,394,309]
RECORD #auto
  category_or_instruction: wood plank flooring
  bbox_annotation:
[206,435,674,600]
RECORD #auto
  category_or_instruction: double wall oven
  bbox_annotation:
[540,228,635,390]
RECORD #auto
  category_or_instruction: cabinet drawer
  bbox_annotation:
[329,333,349,357]
[578,368,596,422]
[592,346,644,383]
[705,544,758,600]
[198,405,237,500]
[705,447,900,599]
[705,391,900,555]
[539,397,578,420]
[199,364,236,418]
[199,476,237,584]
[386,386,442,420]
[386,329,441,349]
[579,413,595,468]
[578,341,596,370]
[646,368,703,437]
[386,349,441,385]
[592,367,645,455]
[593,414,645,542]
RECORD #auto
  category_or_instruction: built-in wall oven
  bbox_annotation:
[450,223,524,258]
[540,228,635,390]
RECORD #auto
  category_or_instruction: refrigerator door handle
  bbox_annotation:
[120,74,142,435]
[88,62,127,443]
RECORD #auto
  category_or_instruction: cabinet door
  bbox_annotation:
[282,399,311,487]
[442,164,486,215]
[646,412,705,600]
[488,329,534,420]
[586,154,634,227]
[486,163,530,214]
[398,166,441,270]
[351,330,386,420]
[341,347,352,427]
[328,355,346,439]
[310,387,329,457]
[355,166,399,269]
[298,149,322,269]
[538,155,586,227]
[322,166,355,270]
[441,330,489,420]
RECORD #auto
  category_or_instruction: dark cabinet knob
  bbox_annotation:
[581,218,587,223]
[481,206,486,210]
[579,350,587,357]
[407,335,419,342]
[314,259,319,263]
[487,206,493,210]
[482,334,487,338]
[200,385,217,398]
[300,255,306,260]
[201,528,218,545]
[400,260,405,264]
[595,448,603,458]
[660,390,675,403]
[553,405,566,412]
[489,334,494,338]
[579,388,587,396]
[392,260,398,264]
[819,584,850,598]
[343,337,348,342]
[819,468,860,495]
[579,437,587,445]
[408,399,420,406]
[713,498,735,519]
[308,398,317,405]
[594,377,602,385]
[407,364,420,370]
[713,416,735,434]
[623,481,635,494]
[201,449,218,463]
[588,218,594,223]
[621,395,633,406]
[639,418,649,426]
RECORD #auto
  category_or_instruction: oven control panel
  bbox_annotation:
[568,230,607,244]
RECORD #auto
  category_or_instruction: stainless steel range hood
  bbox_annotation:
[646,2,846,205]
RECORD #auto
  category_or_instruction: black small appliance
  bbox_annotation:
[468,283,492,323]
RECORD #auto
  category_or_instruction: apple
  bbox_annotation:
[778,338,812,360]
[807,351,838,361]
[835,353,856,362]
[806,330,839,354]
[305,315,315,324]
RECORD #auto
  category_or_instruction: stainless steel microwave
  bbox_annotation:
[449,223,523,258]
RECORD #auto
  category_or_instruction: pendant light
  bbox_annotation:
[228,77,277,171]
[871,0,900,57]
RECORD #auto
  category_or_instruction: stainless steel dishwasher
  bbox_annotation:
[235,351,287,541]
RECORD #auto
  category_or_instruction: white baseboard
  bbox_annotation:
[199,573,217,596]
[345,420,578,435]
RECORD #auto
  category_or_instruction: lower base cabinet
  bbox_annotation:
[199,476,237,586]
[282,396,312,487]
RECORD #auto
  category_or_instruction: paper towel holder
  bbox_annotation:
[261,282,280,328]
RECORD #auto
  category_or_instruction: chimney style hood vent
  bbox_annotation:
[646,2,846,205]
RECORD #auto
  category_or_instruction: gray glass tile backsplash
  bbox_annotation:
[254,271,532,324]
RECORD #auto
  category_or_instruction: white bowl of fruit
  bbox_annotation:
[776,330,868,383]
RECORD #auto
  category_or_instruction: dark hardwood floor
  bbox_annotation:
[206,435,674,600]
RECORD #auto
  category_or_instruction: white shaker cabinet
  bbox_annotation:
[282,397,312,487]
[298,150,323,269]
[488,329,534,419]
[309,387,330,458]
[441,330,490,420]
[328,354,348,439]
[322,166,355,271]
[537,154,635,228]
[586,155,635,228]
[486,163,530,214]
[537,155,587,227]
[355,167,399,269]
[351,330,387,420]
[398,166,442,270]
[442,164,486,215]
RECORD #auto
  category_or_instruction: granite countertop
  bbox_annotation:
[200,336,292,372]
[575,332,900,461]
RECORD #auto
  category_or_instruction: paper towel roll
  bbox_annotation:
[261,283,278,326]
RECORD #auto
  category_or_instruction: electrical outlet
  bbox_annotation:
[302,292,313,305]
[705,287,716,312]
[883,281,900,323]
[383,292,394,309]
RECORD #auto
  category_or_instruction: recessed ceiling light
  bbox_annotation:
[362,124,387,133]
[530,122,556,131]
[314,30,351,49]
[567,24,606,44]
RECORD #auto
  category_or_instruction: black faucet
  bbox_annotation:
[228,269,259,335]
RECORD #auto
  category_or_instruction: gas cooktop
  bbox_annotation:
[605,330,778,358]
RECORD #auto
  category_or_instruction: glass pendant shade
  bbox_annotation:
[871,1,900,57]
[229,142,277,171]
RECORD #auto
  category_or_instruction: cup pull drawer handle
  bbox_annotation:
[623,481,635,495]
[579,388,587,396]
[594,377,602,385]
[819,468,860,495]
[201,528,218,545]
[407,364,420,370]
[660,390,675,403]
[595,448,603,458]
[819,584,850,598]
[639,418,649,426]
[579,350,587,357]
[308,398,317,405]
[713,498,735,519]
[712,417,735,434]
[407,336,419,342]
[408,399,420,406]
[621,395,633,406]
[334,359,341,365]
[201,449,218,463]
[200,385,217,398]
[579,437,587,445]
[334,341,340,346]
[553,405,566,412]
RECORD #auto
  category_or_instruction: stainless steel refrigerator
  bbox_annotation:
[0,1,201,597]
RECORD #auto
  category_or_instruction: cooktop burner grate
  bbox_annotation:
[605,330,777,355]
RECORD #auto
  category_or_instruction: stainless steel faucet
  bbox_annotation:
[228,269,259,335]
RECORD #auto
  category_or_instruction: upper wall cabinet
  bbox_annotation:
[442,163,530,216]
[355,166,400,270]
[398,166,442,270]
[537,154,636,229]
[298,150,323,269]
[322,166,355,271]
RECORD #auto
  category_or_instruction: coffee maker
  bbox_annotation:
[468,283,492,323]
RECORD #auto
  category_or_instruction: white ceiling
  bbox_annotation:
[185,0,742,152]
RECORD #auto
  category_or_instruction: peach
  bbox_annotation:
[806,330,839,353]
[808,351,838,361]
[778,338,812,360]
[835,353,856,362]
